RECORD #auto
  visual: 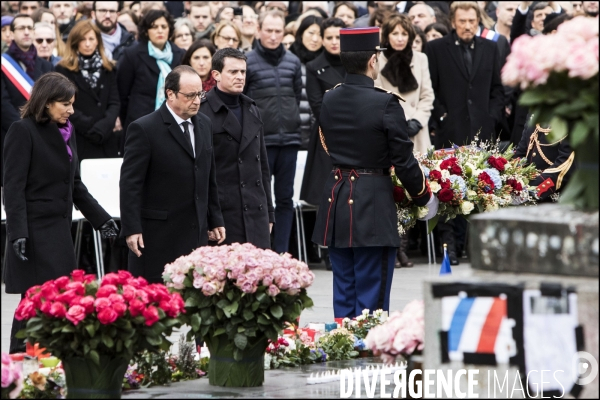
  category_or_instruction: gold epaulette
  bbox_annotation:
[374,86,406,102]
[325,83,342,93]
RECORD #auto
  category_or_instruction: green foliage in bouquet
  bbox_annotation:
[14,270,184,366]
[316,328,359,361]
[131,350,172,387]
[342,309,386,340]
[502,16,599,210]
[163,243,315,361]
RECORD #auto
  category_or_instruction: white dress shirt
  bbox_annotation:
[166,103,195,156]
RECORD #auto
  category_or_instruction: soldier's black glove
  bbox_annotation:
[12,238,28,261]
[99,219,119,239]
[406,119,423,137]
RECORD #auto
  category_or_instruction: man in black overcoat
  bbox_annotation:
[425,3,504,265]
[199,48,274,248]
[1,14,53,180]
[120,65,225,283]
[311,27,438,319]
[425,3,504,149]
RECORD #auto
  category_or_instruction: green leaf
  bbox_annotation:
[85,323,96,337]
[15,329,27,339]
[243,309,254,321]
[234,333,247,350]
[83,343,90,355]
[146,334,162,346]
[185,296,198,307]
[61,324,76,333]
[257,315,270,325]
[270,304,283,319]
[116,339,123,353]
[256,292,266,303]
[226,291,234,301]
[216,299,230,309]
[237,326,246,333]
[89,350,100,366]
[102,333,114,348]
[251,301,260,311]
[214,327,226,337]
[190,313,201,332]
[427,215,439,234]
[570,120,590,148]
[549,116,567,142]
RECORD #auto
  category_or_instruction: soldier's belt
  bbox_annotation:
[333,166,389,176]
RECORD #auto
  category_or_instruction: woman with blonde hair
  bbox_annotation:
[55,19,121,159]
[375,13,434,268]
[211,20,242,49]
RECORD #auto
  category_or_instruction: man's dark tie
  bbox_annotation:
[181,121,194,154]
[461,43,473,76]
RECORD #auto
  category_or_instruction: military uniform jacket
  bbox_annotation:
[311,74,430,248]
[200,89,274,249]
[514,118,575,201]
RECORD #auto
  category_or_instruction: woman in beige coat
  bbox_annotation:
[375,14,434,267]
[375,14,434,156]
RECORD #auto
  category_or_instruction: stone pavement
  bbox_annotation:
[1,257,471,398]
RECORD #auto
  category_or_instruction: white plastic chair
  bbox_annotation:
[292,150,318,263]
[79,158,123,279]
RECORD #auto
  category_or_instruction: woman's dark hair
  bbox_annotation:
[542,13,572,34]
[380,13,415,50]
[137,9,174,42]
[339,51,376,75]
[212,47,247,72]
[424,22,449,37]
[291,15,323,64]
[369,8,393,27]
[320,17,346,36]
[21,72,77,123]
[305,7,328,19]
[333,2,358,19]
[414,25,427,52]
[181,38,216,66]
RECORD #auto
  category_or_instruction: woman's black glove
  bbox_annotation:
[12,238,28,261]
[406,119,423,137]
[99,219,119,239]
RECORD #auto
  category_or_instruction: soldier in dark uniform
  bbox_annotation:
[514,114,575,202]
[311,27,438,319]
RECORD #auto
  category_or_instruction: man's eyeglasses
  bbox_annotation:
[96,9,118,15]
[35,38,55,44]
[177,91,206,101]
[175,32,192,39]
[218,35,240,44]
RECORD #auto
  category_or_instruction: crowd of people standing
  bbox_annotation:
[1,2,596,332]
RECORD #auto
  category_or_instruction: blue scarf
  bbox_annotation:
[147,41,173,110]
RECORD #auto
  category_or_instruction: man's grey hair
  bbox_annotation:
[412,3,436,17]
[33,21,57,38]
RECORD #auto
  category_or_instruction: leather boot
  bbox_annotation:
[396,235,414,268]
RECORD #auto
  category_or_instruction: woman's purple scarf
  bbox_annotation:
[57,120,73,162]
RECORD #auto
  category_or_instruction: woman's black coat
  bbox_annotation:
[300,51,345,205]
[116,41,184,131]
[199,89,274,249]
[3,117,111,293]
[55,65,121,159]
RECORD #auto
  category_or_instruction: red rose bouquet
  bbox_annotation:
[15,270,184,365]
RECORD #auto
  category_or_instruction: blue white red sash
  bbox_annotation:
[1,53,34,100]
[479,28,501,42]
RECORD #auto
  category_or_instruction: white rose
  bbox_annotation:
[485,202,499,212]
[441,170,450,179]
[362,308,370,316]
[430,181,441,193]
[467,190,477,200]
[461,201,474,215]
[416,206,429,219]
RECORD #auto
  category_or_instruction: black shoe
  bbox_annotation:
[449,253,460,266]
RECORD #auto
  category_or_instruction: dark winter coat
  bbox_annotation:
[119,103,224,283]
[110,23,136,63]
[301,51,345,205]
[3,117,111,293]
[116,41,184,132]
[199,89,274,248]
[244,41,303,147]
[426,32,504,149]
[1,57,53,182]
[55,65,121,159]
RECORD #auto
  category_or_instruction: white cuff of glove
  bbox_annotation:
[418,194,439,221]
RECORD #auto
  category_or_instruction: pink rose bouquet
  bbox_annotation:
[163,243,314,361]
[502,15,599,210]
[1,352,23,399]
[14,270,184,366]
[364,300,425,364]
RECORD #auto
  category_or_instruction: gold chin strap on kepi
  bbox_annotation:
[319,126,330,156]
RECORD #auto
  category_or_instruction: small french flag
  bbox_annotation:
[440,243,452,275]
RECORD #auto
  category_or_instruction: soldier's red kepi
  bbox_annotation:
[339,27,387,52]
